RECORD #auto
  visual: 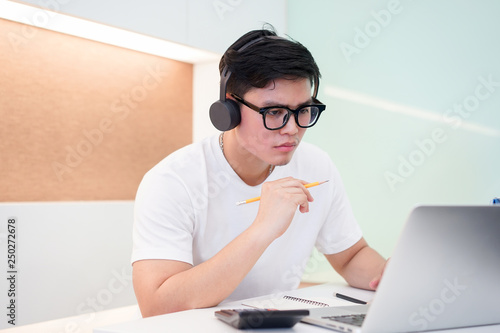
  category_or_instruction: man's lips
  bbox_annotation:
[274,142,297,152]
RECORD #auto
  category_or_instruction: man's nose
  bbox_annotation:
[279,112,299,135]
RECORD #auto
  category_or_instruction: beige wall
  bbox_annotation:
[0,18,193,201]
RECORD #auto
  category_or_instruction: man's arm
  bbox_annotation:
[133,177,314,317]
[325,237,386,290]
[133,221,274,317]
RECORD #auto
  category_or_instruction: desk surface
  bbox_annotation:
[94,283,500,333]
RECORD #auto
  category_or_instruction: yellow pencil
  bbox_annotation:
[235,180,329,206]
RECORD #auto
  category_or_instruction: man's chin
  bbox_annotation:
[272,157,293,167]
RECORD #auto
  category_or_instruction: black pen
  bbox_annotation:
[335,293,367,305]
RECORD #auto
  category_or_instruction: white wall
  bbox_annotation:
[193,60,221,142]
[0,201,136,329]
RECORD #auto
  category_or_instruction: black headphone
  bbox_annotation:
[209,36,269,131]
[209,63,241,132]
[209,36,319,132]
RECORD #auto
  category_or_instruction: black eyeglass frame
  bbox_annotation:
[230,93,326,130]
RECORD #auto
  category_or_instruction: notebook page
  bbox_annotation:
[242,295,350,310]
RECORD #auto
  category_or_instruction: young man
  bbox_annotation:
[132,28,386,317]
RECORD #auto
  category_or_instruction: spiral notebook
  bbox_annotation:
[242,295,337,310]
[241,286,373,310]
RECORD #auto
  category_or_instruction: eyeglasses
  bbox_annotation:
[230,93,326,130]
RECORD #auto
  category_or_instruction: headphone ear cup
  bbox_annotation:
[209,99,241,131]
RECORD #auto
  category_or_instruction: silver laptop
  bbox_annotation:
[302,205,500,332]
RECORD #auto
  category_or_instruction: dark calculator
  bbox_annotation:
[215,308,309,329]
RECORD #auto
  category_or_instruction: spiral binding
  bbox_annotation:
[283,295,329,307]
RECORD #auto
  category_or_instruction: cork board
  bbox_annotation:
[0,18,193,201]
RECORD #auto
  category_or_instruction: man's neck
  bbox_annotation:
[220,131,273,186]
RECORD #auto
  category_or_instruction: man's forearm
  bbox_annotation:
[340,246,386,290]
[141,222,274,316]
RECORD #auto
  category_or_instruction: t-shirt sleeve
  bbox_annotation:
[131,167,195,265]
[314,158,363,255]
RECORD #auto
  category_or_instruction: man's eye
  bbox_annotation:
[267,108,287,117]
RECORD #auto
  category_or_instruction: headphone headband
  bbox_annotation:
[218,36,268,103]
[219,66,231,101]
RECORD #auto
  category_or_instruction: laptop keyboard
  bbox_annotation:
[323,314,366,327]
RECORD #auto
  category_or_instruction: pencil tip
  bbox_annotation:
[235,201,245,206]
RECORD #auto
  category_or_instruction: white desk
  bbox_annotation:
[93,283,500,333]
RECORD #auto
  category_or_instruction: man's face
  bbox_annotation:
[234,77,313,166]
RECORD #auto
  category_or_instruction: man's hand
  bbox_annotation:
[254,177,314,240]
[369,258,389,289]
[326,239,386,291]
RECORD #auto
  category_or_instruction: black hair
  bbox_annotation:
[220,26,321,98]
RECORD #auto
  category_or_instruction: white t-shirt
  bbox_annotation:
[132,134,362,301]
